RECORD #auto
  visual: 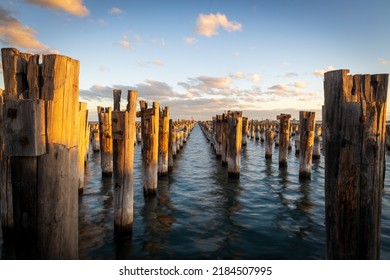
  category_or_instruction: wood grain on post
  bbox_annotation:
[221,113,228,166]
[137,101,159,196]
[242,117,248,146]
[97,106,113,177]
[227,111,242,177]
[0,89,14,233]
[298,111,315,179]
[78,102,88,193]
[313,123,321,159]
[1,49,80,259]
[158,107,170,176]
[324,69,388,259]
[277,114,291,167]
[113,89,121,111]
[112,90,137,236]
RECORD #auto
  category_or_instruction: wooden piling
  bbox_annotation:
[265,129,274,159]
[97,106,113,177]
[313,123,321,159]
[113,89,121,111]
[242,117,248,146]
[0,88,13,233]
[277,114,291,167]
[137,101,159,196]
[158,107,170,176]
[168,119,174,171]
[221,113,228,166]
[112,90,137,235]
[324,69,388,259]
[77,102,88,193]
[298,111,315,179]
[227,111,242,177]
[2,49,80,259]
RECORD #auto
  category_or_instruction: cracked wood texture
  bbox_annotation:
[324,69,388,259]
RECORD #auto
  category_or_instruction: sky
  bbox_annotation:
[0,0,390,121]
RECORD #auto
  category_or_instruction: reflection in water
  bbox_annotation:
[2,124,390,259]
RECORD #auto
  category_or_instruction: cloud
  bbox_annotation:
[99,66,110,72]
[293,81,307,88]
[313,65,335,76]
[24,0,89,17]
[379,58,390,65]
[233,72,245,79]
[119,40,133,50]
[108,7,124,14]
[153,60,163,66]
[195,13,242,37]
[79,84,117,101]
[283,72,298,78]
[250,73,262,84]
[136,60,164,67]
[0,6,56,52]
[184,37,197,44]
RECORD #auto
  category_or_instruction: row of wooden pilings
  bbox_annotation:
[198,69,389,260]
[83,89,195,235]
[198,111,322,179]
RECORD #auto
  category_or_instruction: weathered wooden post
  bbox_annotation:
[77,102,88,193]
[171,130,177,158]
[254,122,260,141]
[313,123,321,159]
[221,113,228,166]
[324,69,388,259]
[0,88,13,234]
[113,89,121,111]
[265,129,274,159]
[97,106,113,176]
[168,119,174,171]
[227,111,242,177]
[158,107,170,176]
[298,111,315,179]
[91,123,100,152]
[112,90,137,236]
[277,114,291,167]
[137,101,159,196]
[1,48,80,259]
[242,117,248,146]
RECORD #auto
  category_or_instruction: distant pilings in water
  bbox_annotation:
[324,69,388,260]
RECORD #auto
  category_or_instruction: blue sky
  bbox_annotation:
[1,0,389,120]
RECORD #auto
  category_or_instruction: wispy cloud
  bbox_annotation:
[119,40,133,50]
[99,66,110,72]
[313,65,335,77]
[232,72,245,79]
[0,6,57,52]
[195,13,242,37]
[108,7,124,15]
[283,72,298,78]
[184,37,197,44]
[24,0,89,17]
[267,83,316,101]
[293,81,307,88]
[250,73,262,84]
[136,60,164,67]
[379,58,390,65]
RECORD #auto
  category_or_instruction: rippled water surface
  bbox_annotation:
[2,123,390,259]
[78,123,390,260]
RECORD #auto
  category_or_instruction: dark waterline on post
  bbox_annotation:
[1,123,390,259]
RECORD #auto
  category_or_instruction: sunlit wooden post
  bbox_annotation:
[324,69,388,259]
[1,48,80,259]
[265,129,274,159]
[113,89,121,111]
[221,113,228,166]
[299,111,315,179]
[137,101,159,196]
[313,123,321,159]
[227,111,242,177]
[112,90,137,236]
[97,106,113,177]
[158,106,170,176]
[277,114,291,167]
